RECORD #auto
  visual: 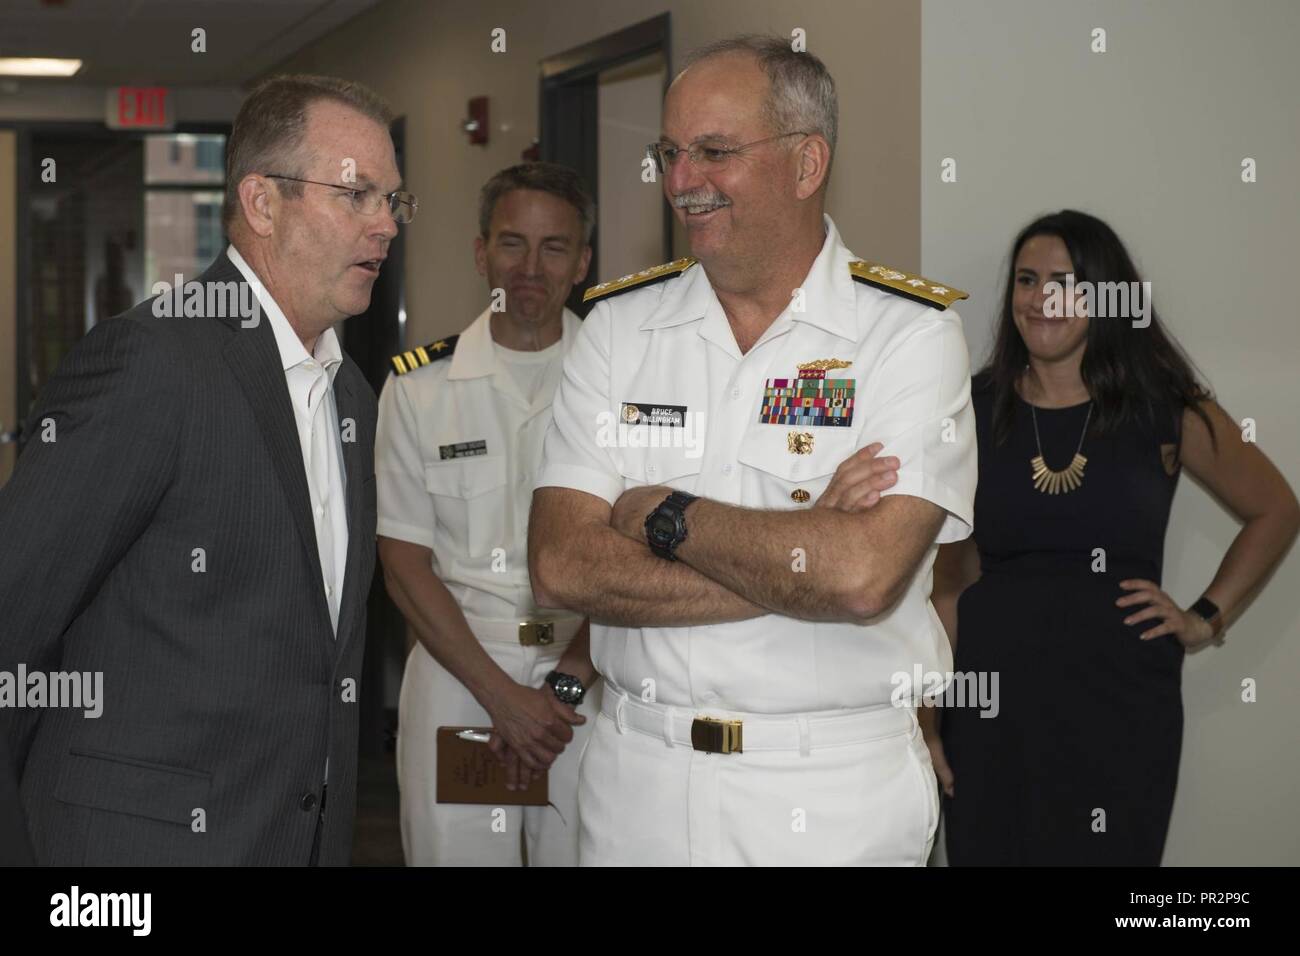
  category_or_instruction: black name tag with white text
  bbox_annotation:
[439,440,488,460]
[621,403,687,427]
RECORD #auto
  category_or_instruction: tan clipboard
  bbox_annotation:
[435,726,548,806]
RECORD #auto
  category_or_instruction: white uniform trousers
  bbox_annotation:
[577,686,940,866]
[398,628,600,867]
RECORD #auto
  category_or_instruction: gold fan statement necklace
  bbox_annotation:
[1030,400,1093,494]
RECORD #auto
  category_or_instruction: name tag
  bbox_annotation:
[621,402,687,427]
[439,439,487,459]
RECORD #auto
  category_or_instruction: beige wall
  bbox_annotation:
[270,0,921,347]
[0,130,15,486]
[923,0,1300,864]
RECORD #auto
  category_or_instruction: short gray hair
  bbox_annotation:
[679,35,838,160]
[478,162,595,243]
[224,74,394,229]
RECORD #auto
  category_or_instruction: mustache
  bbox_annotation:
[672,191,731,209]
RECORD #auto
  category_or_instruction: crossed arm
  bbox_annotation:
[529,486,765,627]
[528,445,947,627]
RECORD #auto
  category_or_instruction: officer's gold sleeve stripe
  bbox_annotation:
[849,260,968,310]
[391,353,407,374]
[415,346,430,364]
[584,256,697,303]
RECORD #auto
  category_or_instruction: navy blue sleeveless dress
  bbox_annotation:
[941,371,1185,865]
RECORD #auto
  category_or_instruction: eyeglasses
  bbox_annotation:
[264,174,419,224]
[645,131,810,175]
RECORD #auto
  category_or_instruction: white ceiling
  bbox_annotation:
[0,0,384,87]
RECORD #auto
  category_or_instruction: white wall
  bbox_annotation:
[923,0,1300,865]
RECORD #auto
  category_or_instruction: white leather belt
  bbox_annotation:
[464,615,583,647]
[601,685,916,755]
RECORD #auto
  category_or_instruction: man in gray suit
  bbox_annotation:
[0,736,32,865]
[0,74,414,865]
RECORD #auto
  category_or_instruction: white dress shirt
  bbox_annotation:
[228,244,348,634]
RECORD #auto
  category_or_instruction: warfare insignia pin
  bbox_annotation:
[796,358,853,372]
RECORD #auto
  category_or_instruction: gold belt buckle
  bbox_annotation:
[518,620,555,646]
[691,716,743,754]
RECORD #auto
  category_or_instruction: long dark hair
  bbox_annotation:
[978,209,1216,452]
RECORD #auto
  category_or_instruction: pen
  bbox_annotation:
[456,730,492,743]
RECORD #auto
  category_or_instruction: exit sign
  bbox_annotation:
[106,86,173,130]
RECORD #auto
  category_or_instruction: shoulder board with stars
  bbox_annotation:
[583,257,697,304]
[390,335,459,376]
[849,261,968,311]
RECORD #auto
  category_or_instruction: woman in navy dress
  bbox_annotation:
[924,210,1298,865]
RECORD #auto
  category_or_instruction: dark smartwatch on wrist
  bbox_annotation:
[644,490,699,561]
[545,670,586,706]
[1189,596,1224,644]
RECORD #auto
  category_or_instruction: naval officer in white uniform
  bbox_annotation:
[377,163,601,866]
[529,37,977,866]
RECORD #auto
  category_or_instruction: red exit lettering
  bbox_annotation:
[117,87,169,128]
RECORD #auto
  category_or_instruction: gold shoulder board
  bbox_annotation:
[583,257,697,303]
[849,261,968,310]
[390,334,459,376]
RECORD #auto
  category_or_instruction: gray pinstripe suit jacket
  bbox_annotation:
[0,251,377,865]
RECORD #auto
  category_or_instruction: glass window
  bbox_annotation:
[143,133,227,294]
[144,190,224,292]
[145,133,225,185]
[196,138,223,173]
[195,195,221,262]
[21,129,228,426]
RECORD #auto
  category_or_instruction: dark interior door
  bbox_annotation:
[539,13,671,316]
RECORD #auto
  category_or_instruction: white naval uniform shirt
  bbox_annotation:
[227,244,348,633]
[535,216,977,714]
[376,307,582,622]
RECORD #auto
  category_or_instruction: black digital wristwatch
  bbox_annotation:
[644,490,699,561]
